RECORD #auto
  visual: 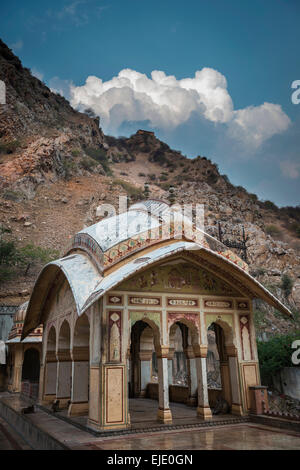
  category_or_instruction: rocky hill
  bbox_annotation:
[0,39,299,337]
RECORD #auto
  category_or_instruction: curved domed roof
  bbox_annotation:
[69,199,249,273]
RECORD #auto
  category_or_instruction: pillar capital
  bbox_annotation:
[71,346,89,361]
[156,346,169,358]
[139,350,153,361]
[226,345,237,357]
[46,351,57,362]
[56,349,71,362]
[193,344,208,358]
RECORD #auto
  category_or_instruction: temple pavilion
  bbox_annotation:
[19,200,290,432]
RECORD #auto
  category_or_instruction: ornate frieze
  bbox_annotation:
[237,301,249,310]
[167,298,198,307]
[129,296,161,306]
[204,299,233,309]
[118,261,240,296]
[107,295,123,305]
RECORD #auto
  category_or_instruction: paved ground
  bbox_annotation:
[1,393,300,450]
[0,417,31,450]
[84,423,300,450]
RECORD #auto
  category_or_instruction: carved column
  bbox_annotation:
[168,348,175,386]
[226,345,243,415]
[194,344,212,420]
[184,345,197,406]
[12,344,23,392]
[68,346,89,416]
[43,351,57,402]
[157,346,172,423]
[56,349,72,408]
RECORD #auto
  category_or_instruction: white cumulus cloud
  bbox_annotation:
[229,102,291,148]
[69,67,290,147]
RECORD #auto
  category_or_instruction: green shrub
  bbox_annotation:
[281,274,293,297]
[0,140,21,155]
[138,172,146,177]
[257,332,300,386]
[265,224,281,236]
[80,158,97,171]
[112,179,143,201]
[264,200,278,211]
[85,147,111,175]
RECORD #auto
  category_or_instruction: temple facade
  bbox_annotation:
[21,200,291,432]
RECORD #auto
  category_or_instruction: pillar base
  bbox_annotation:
[197,406,212,420]
[231,403,244,416]
[87,419,129,432]
[56,398,70,409]
[68,402,89,416]
[157,408,172,423]
[41,394,56,404]
[186,397,197,407]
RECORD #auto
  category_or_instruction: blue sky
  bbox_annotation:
[1,0,299,206]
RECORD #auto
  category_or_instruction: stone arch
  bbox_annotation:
[206,320,237,410]
[47,326,57,354]
[56,320,72,406]
[73,313,90,348]
[58,320,71,351]
[44,326,58,400]
[129,320,158,398]
[168,315,200,348]
[130,317,161,351]
[68,313,90,417]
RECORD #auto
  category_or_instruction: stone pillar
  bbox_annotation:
[68,347,89,416]
[184,346,197,406]
[43,351,57,403]
[194,344,212,420]
[157,347,172,423]
[226,345,243,416]
[12,345,23,393]
[56,350,72,408]
[139,350,152,397]
[168,348,175,386]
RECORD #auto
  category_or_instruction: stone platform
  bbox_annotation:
[0,393,300,450]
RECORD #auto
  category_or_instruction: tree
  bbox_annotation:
[0,225,20,282]
[18,244,59,276]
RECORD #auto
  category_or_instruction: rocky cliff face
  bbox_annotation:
[0,40,299,336]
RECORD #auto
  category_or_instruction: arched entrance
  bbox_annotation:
[44,326,57,401]
[168,320,199,408]
[68,314,90,416]
[207,321,242,415]
[21,348,40,400]
[129,321,156,398]
[57,320,71,407]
